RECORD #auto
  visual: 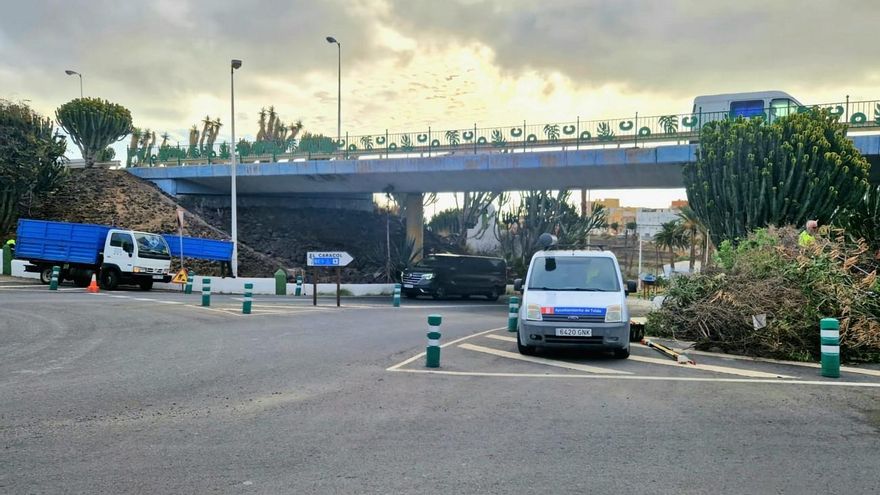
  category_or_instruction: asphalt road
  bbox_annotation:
[1,277,879,494]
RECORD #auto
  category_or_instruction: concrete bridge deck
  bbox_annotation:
[129,135,880,195]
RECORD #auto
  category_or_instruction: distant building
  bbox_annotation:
[636,208,680,240]
[670,199,689,209]
[594,198,637,232]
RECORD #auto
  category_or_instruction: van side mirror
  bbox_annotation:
[122,242,134,255]
[514,278,523,292]
[625,280,637,295]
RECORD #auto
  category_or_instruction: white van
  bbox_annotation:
[514,244,637,358]
[693,90,802,123]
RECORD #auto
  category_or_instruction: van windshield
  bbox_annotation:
[528,257,620,292]
[413,256,445,269]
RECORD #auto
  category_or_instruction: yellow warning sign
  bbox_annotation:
[171,269,188,284]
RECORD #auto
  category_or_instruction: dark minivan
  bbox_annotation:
[402,254,507,301]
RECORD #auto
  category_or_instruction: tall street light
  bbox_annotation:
[64,70,83,98]
[326,36,341,155]
[230,59,242,278]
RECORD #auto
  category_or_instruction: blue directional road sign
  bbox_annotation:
[307,251,354,267]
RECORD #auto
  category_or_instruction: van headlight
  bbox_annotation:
[133,266,142,273]
[525,304,542,321]
[605,304,623,323]
[422,273,434,280]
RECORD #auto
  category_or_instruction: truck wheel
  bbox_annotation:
[74,271,92,288]
[99,268,119,290]
[486,288,500,302]
[613,347,630,359]
[137,279,153,291]
[39,267,53,285]
[517,339,537,356]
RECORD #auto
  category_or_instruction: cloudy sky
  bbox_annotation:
[2,0,879,209]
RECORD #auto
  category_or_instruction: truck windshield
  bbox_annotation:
[134,233,170,258]
[528,257,620,292]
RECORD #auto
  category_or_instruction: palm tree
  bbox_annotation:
[654,220,686,272]
[609,221,619,234]
[677,206,705,273]
[159,132,170,148]
[188,125,199,147]
[445,129,460,146]
[289,120,304,141]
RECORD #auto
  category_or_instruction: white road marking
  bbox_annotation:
[386,327,504,371]
[635,342,880,378]
[486,333,790,377]
[459,343,631,375]
[388,368,880,388]
[627,354,794,379]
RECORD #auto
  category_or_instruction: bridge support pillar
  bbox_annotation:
[405,193,424,262]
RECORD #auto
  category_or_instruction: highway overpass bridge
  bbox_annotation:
[126,99,880,257]
[129,134,880,196]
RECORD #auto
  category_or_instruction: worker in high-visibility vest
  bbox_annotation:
[798,220,818,248]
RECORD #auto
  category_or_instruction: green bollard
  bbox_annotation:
[820,318,840,378]
[426,314,442,368]
[184,274,194,295]
[274,269,287,296]
[201,277,211,307]
[1,244,11,276]
[243,282,253,314]
[295,275,303,296]
[49,266,60,291]
[508,296,520,332]
[393,283,401,307]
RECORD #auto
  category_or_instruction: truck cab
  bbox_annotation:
[100,229,172,290]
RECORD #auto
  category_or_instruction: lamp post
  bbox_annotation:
[326,36,341,155]
[64,70,83,98]
[230,59,242,278]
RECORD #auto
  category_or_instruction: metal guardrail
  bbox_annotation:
[126,100,880,168]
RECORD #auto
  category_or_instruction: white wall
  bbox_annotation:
[155,277,396,296]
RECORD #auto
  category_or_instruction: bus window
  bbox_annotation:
[769,98,797,120]
[729,100,765,118]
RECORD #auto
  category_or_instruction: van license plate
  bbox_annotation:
[152,275,164,280]
[556,328,592,337]
[403,284,413,288]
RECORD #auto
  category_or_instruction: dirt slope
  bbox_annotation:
[24,169,285,277]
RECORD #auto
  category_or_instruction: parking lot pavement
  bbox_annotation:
[2,278,880,494]
[389,328,880,386]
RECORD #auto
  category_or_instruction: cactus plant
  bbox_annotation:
[491,129,507,147]
[683,109,870,245]
[56,97,132,167]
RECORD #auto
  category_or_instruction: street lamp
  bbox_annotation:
[64,69,83,98]
[326,36,341,155]
[230,59,242,278]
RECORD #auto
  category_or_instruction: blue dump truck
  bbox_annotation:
[16,219,174,290]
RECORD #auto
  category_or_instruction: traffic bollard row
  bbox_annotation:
[426,314,442,368]
[243,283,253,314]
[201,277,211,307]
[508,296,519,332]
[393,283,401,307]
[295,275,303,296]
[820,318,840,378]
[184,274,194,295]
[49,265,60,291]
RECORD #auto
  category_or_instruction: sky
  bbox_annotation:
[2,0,879,210]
